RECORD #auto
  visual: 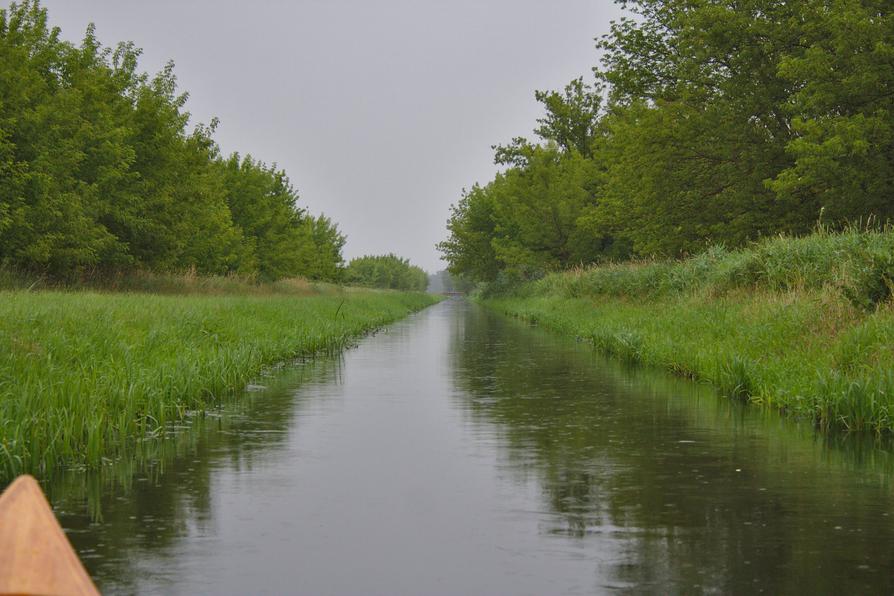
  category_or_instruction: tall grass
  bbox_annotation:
[531,226,894,308]
[0,266,343,296]
[0,289,438,482]
[486,228,894,434]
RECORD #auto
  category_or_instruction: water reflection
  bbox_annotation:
[39,300,894,594]
[448,302,894,593]
[51,358,343,594]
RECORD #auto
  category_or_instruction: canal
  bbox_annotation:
[51,299,894,594]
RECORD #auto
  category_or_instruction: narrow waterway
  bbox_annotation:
[52,299,894,594]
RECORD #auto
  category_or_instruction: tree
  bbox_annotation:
[294,214,346,281]
[534,78,603,157]
[0,1,348,281]
[0,2,124,275]
[438,184,500,282]
[344,254,427,291]
[593,0,806,253]
[771,0,894,226]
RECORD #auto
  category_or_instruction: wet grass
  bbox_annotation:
[0,289,439,482]
[485,228,894,434]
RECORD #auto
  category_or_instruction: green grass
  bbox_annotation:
[484,228,894,434]
[0,288,439,482]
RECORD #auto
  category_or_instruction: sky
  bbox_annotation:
[41,0,626,272]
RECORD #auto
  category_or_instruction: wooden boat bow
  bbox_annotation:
[0,475,99,595]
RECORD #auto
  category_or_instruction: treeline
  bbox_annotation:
[0,1,344,281]
[439,0,894,283]
[343,254,428,292]
[427,269,475,294]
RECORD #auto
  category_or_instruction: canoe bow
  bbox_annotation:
[0,475,99,596]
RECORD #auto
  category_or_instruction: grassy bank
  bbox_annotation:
[484,228,894,434]
[0,287,439,481]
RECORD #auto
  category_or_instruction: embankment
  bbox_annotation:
[0,287,439,481]
[484,229,894,434]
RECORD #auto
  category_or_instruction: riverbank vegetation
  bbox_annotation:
[0,1,345,281]
[0,1,442,483]
[0,288,439,482]
[439,0,894,282]
[439,0,894,432]
[486,228,894,433]
[0,265,338,295]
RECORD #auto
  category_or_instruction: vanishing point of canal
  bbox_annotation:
[50,300,894,594]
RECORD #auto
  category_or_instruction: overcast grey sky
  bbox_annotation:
[42,0,625,272]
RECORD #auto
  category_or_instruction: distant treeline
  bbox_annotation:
[439,0,894,283]
[343,254,428,292]
[427,269,474,294]
[0,1,344,281]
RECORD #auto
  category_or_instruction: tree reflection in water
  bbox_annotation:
[448,303,894,593]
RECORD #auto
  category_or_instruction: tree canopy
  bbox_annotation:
[0,1,345,281]
[440,0,894,283]
[343,254,428,292]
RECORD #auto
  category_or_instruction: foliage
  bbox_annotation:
[217,154,345,281]
[438,185,501,282]
[343,254,428,291]
[440,0,894,282]
[0,1,344,281]
[770,0,894,223]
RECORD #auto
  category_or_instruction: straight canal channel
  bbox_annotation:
[48,299,894,594]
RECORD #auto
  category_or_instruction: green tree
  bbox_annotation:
[593,0,805,253]
[438,184,501,282]
[294,214,346,282]
[489,144,602,275]
[0,3,124,275]
[344,254,427,291]
[0,1,348,282]
[533,78,603,157]
[218,154,308,279]
[771,0,894,226]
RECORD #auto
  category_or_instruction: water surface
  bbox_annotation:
[51,300,894,594]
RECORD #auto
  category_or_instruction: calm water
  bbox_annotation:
[49,299,894,594]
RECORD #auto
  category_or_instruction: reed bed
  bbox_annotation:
[485,228,894,434]
[0,289,438,482]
